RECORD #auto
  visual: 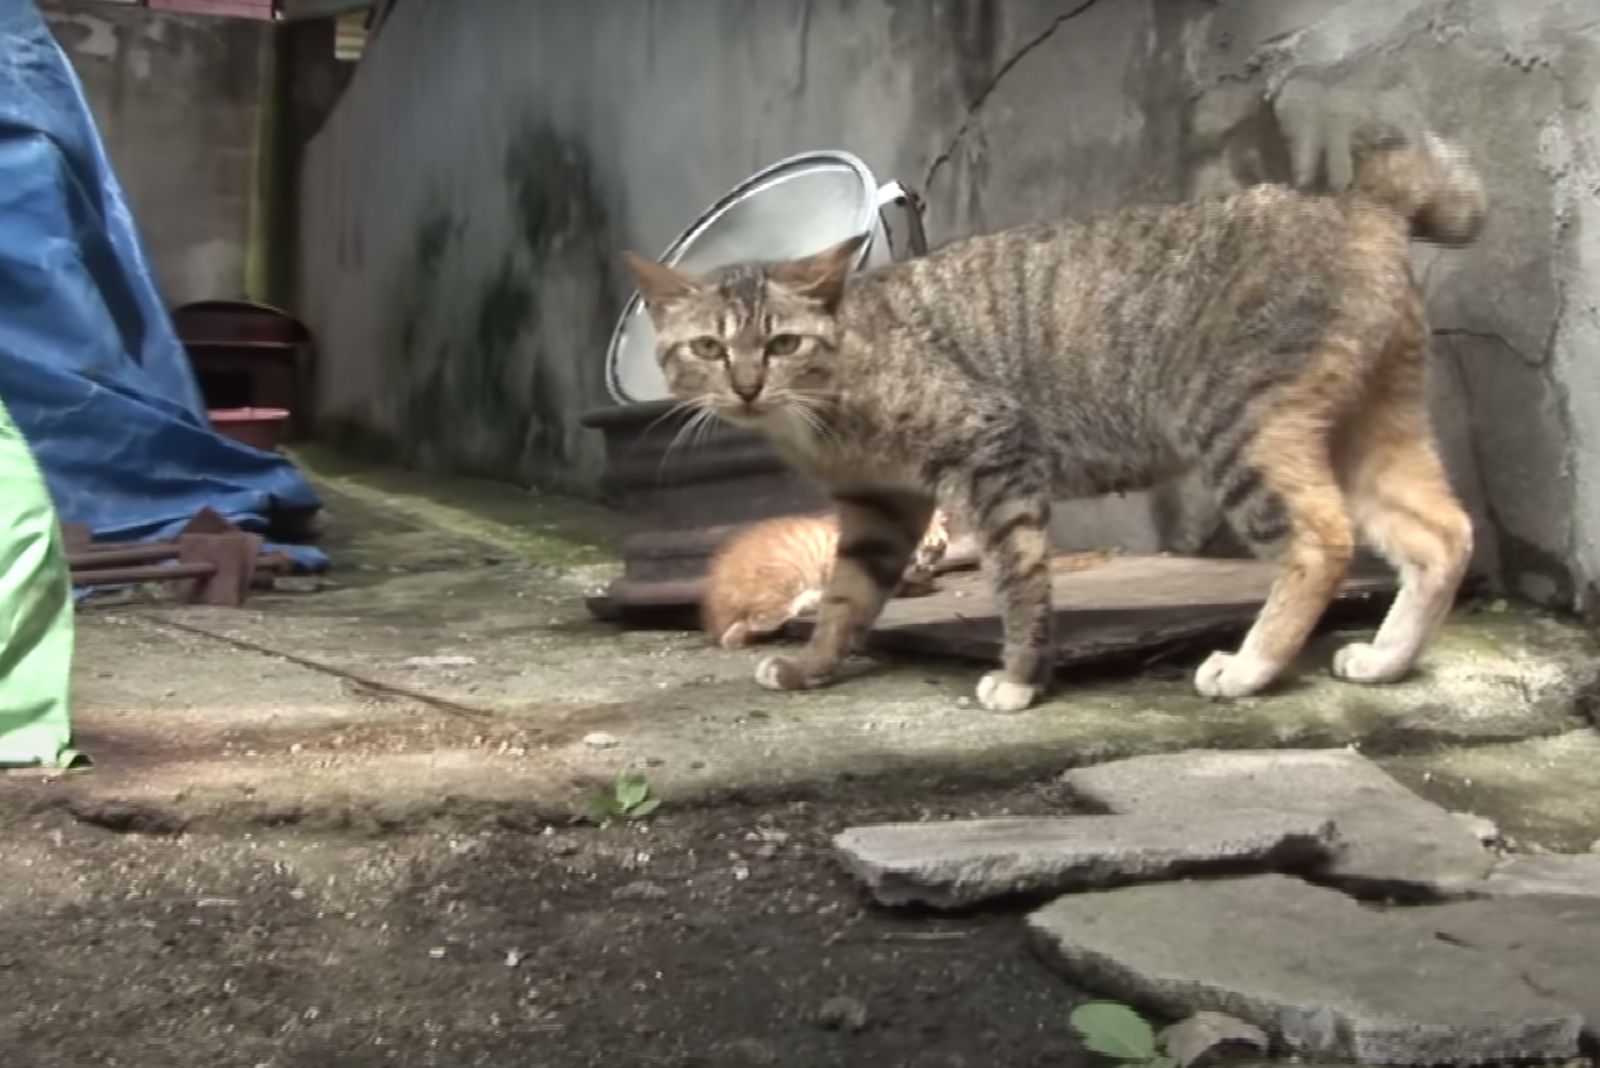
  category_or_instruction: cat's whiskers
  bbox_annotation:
[688,403,721,450]
[642,395,707,437]
[780,390,840,451]
[658,397,718,476]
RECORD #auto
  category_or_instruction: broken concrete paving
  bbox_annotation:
[1027,875,1587,1066]
[836,745,1600,908]
[1060,749,1499,897]
[1424,895,1600,1033]
[833,810,1335,909]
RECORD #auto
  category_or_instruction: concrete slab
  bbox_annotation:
[1061,749,1495,896]
[1027,875,1585,1065]
[1381,730,1600,852]
[1425,895,1600,1035]
[833,810,1335,908]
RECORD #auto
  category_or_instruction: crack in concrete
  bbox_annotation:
[922,0,1109,197]
[1432,327,1544,367]
[147,615,503,723]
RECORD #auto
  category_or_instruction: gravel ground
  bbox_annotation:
[0,777,1100,1068]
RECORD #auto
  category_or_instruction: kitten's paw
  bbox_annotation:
[1332,641,1409,684]
[754,655,809,692]
[1193,651,1277,699]
[976,671,1039,713]
[718,622,753,650]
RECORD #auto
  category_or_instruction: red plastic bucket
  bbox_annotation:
[209,407,291,452]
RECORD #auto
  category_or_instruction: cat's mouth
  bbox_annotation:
[712,398,774,426]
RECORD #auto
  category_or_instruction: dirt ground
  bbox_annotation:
[1,779,1095,1068]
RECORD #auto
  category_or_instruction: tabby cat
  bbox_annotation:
[625,127,1484,712]
[702,509,950,650]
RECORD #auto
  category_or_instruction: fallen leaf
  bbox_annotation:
[1070,1002,1160,1061]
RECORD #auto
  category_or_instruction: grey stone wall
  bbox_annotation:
[42,0,270,306]
[297,0,1600,610]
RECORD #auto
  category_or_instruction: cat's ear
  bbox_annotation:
[623,252,702,312]
[771,233,867,312]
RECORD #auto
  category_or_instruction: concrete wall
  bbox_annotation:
[42,0,271,307]
[298,0,1600,611]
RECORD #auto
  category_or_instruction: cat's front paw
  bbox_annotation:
[1193,650,1276,698]
[1331,641,1409,684]
[975,671,1039,713]
[754,655,810,692]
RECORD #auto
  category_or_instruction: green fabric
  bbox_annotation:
[0,394,77,768]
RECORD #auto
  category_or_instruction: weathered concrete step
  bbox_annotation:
[1027,875,1588,1066]
[834,810,1334,909]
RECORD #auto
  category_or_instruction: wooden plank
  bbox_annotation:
[787,554,1395,669]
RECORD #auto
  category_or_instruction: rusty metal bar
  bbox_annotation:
[71,563,216,587]
[69,544,290,573]
[68,544,180,569]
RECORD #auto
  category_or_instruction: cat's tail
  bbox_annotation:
[1349,126,1485,247]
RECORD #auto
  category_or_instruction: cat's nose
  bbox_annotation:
[732,381,762,403]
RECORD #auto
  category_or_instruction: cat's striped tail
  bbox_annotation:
[1350,126,1486,247]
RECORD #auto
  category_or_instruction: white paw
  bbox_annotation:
[755,656,790,691]
[976,671,1039,713]
[1193,651,1277,699]
[755,655,811,692]
[1332,641,1408,684]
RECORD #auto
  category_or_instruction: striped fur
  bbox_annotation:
[626,127,1484,712]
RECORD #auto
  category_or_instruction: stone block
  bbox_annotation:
[1027,875,1583,1065]
[1426,895,1600,1038]
[1062,749,1494,895]
[834,810,1334,909]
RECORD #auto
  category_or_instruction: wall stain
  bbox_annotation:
[361,122,616,492]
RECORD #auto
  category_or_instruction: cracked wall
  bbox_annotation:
[299,0,1600,608]
[1175,0,1600,609]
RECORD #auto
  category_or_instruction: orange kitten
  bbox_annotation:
[703,510,950,649]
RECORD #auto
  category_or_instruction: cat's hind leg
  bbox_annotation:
[1197,399,1355,698]
[1331,351,1472,683]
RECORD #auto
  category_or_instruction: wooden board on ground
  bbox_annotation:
[786,554,1396,670]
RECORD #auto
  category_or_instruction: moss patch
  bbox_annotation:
[290,444,630,571]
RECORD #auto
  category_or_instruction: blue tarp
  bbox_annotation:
[0,0,326,569]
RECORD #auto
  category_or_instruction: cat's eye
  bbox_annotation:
[765,334,802,357]
[688,336,726,360]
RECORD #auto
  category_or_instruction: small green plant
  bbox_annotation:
[1070,1002,1175,1068]
[584,770,662,823]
